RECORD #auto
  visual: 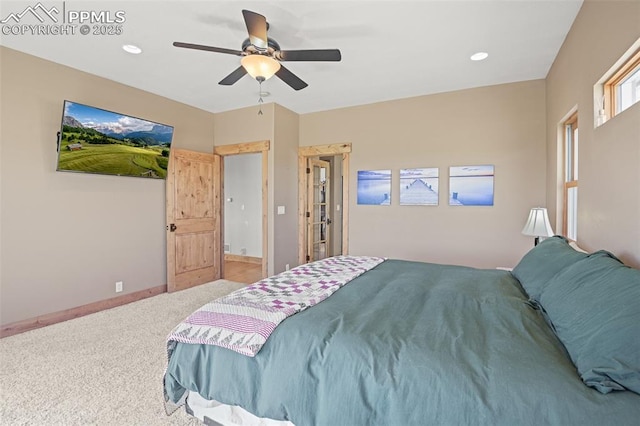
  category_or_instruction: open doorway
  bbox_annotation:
[214,141,269,283]
[306,156,344,261]
[223,153,263,284]
[298,143,351,264]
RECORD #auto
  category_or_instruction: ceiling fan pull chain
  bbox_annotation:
[257,79,264,115]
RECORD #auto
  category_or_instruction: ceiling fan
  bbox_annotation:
[173,9,342,91]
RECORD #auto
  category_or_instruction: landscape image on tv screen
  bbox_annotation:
[57,101,174,179]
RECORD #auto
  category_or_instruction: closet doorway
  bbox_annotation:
[214,141,269,283]
[298,143,351,264]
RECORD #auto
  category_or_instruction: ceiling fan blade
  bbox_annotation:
[275,65,308,91]
[278,49,342,62]
[219,66,248,86]
[173,42,243,56]
[242,10,268,49]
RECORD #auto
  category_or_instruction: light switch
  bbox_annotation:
[277,206,286,215]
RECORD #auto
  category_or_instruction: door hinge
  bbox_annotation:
[167,223,177,232]
[306,167,311,174]
[306,211,310,218]
[306,255,310,262]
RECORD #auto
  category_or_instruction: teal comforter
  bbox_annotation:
[165,260,640,425]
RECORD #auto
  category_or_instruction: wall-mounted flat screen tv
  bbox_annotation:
[56,100,174,179]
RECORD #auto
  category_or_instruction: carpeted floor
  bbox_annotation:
[0,280,247,425]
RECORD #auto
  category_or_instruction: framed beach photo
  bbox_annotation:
[449,165,494,206]
[400,168,439,205]
[357,170,391,205]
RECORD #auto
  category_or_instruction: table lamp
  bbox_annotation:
[522,207,554,246]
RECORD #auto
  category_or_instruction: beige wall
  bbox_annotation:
[300,80,547,268]
[0,47,215,325]
[545,0,640,268]
[213,104,275,146]
[273,104,300,272]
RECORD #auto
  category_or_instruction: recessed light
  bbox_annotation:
[470,52,488,61]
[122,44,142,54]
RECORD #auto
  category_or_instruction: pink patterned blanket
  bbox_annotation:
[167,255,385,357]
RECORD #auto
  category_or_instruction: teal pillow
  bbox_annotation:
[539,251,640,394]
[511,236,588,301]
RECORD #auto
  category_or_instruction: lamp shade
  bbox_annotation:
[522,207,554,238]
[241,54,281,80]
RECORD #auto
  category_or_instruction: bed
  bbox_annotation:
[164,236,640,425]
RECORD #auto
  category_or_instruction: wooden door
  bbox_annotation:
[307,159,331,262]
[166,149,220,292]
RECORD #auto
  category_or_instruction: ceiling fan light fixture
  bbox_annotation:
[241,54,281,80]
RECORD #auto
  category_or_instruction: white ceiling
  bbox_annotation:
[0,0,583,114]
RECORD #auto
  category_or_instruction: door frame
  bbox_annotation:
[214,140,270,279]
[298,143,352,264]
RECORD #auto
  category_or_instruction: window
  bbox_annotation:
[563,113,578,241]
[605,48,640,118]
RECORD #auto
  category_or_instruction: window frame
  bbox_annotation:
[563,113,578,240]
[604,48,640,118]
